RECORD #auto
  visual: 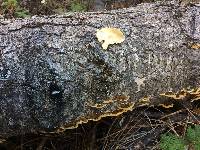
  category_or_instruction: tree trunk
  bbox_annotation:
[0,1,200,137]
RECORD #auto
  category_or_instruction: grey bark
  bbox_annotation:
[0,1,200,138]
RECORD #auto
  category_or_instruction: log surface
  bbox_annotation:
[0,1,200,137]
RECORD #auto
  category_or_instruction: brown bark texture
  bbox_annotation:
[0,1,200,137]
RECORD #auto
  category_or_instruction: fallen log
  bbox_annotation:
[0,1,200,138]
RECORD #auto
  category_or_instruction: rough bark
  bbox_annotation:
[0,1,200,138]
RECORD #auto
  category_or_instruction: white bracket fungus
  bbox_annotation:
[96,27,125,50]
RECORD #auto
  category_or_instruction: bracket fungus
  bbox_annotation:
[96,27,125,50]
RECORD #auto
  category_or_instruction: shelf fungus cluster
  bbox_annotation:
[159,88,200,101]
[56,87,200,132]
[57,95,134,132]
[154,88,200,110]
[57,87,200,132]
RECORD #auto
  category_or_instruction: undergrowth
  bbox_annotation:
[0,0,169,18]
[160,125,200,150]
[1,0,30,18]
[70,1,87,12]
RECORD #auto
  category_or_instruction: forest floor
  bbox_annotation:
[0,0,200,150]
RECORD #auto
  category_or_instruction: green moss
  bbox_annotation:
[15,7,30,18]
[160,125,200,150]
[186,125,200,150]
[70,1,87,12]
[160,133,185,150]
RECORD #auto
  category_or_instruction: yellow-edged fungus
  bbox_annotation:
[191,43,200,49]
[96,27,125,50]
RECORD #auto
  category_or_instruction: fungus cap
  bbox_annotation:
[96,27,125,50]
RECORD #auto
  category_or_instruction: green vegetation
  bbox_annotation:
[0,0,88,17]
[160,125,200,150]
[70,1,87,12]
[186,125,200,150]
[1,0,30,18]
[160,133,185,150]
[0,0,180,18]
[14,8,30,18]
